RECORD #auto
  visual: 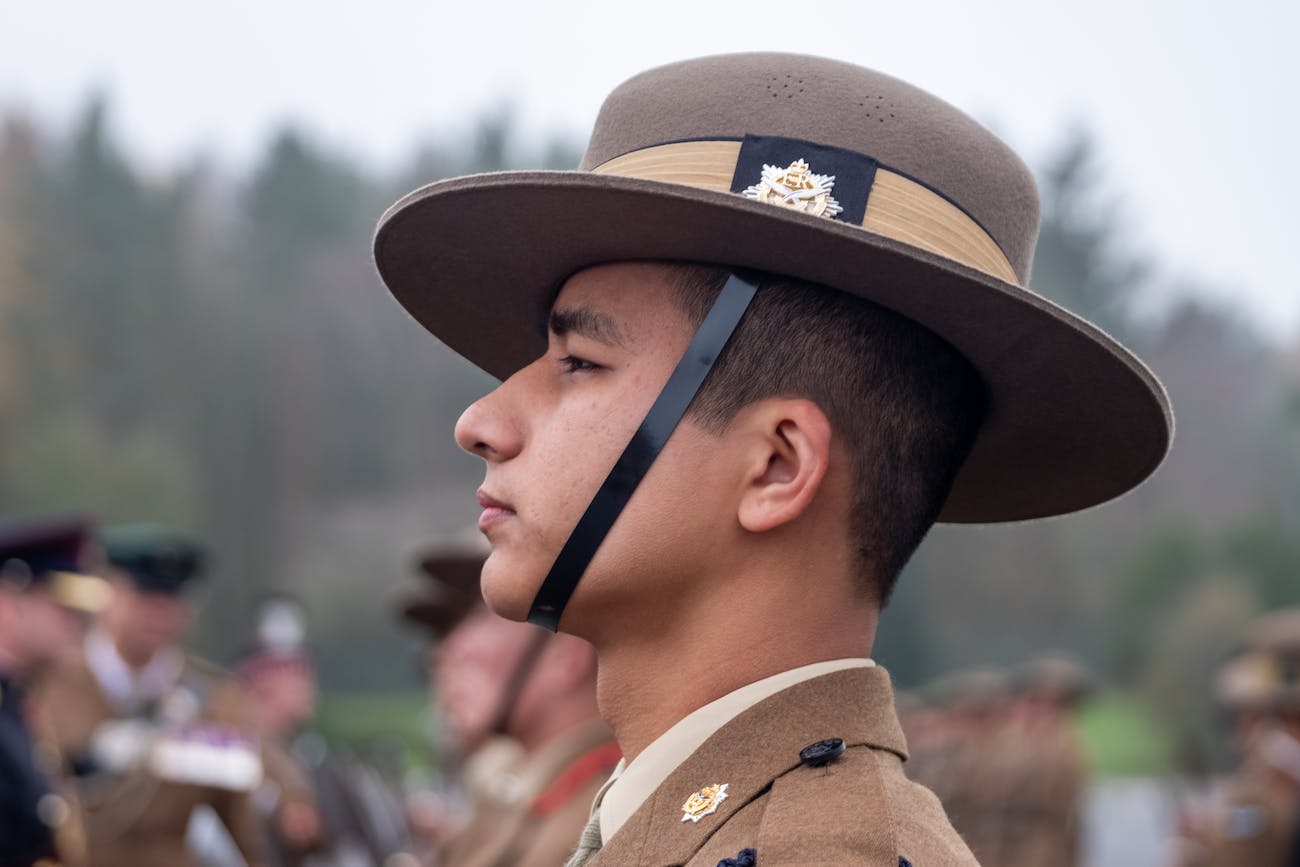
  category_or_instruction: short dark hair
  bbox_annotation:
[666,263,987,604]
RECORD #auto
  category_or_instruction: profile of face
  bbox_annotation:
[432,605,545,753]
[104,574,192,664]
[0,588,87,672]
[454,263,742,634]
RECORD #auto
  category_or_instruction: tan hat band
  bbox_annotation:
[593,139,1018,285]
[49,570,111,614]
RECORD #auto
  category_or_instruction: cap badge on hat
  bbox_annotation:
[681,782,728,822]
[742,159,842,219]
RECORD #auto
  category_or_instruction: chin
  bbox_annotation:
[478,552,538,622]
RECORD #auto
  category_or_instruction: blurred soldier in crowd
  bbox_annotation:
[997,654,1092,867]
[906,658,1093,867]
[236,595,412,867]
[36,524,268,867]
[1176,608,1300,866]
[235,596,325,866]
[0,517,108,867]
[400,539,618,867]
[928,668,1015,863]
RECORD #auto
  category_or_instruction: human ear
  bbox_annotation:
[736,399,832,533]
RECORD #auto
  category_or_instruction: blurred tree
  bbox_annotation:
[1140,576,1257,774]
[1030,128,1148,344]
[1107,521,1211,679]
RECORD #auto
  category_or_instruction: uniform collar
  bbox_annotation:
[598,658,876,844]
[590,663,906,865]
[84,628,184,712]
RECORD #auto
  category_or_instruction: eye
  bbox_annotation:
[558,354,603,374]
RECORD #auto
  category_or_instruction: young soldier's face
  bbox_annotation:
[455,262,738,634]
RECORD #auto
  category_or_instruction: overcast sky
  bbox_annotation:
[4,0,1297,339]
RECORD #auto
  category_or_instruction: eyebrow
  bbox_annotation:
[548,306,627,347]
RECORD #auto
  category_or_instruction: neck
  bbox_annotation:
[593,560,876,762]
[110,630,156,670]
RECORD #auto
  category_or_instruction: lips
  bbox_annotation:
[476,489,516,531]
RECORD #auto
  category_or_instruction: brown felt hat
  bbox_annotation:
[398,536,488,639]
[375,53,1172,522]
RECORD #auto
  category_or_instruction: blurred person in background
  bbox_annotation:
[35,524,268,867]
[929,668,1016,864]
[234,596,324,867]
[997,654,1093,867]
[0,516,108,867]
[1176,609,1300,866]
[236,595,413,867]
[399,538,617,867]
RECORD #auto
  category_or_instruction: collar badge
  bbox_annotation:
[681,782,729,822]
[742,159,843,219]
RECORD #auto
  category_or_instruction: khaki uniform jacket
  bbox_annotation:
[949,718,1085,867]
[440,718,620,867]
[36,655,266,867]
[587,666,977,866]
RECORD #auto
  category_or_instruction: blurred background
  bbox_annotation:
[2,1,1298,862]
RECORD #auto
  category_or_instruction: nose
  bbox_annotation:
[454,376,526,462]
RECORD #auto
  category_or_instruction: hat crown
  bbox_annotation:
[580,52,1040,283]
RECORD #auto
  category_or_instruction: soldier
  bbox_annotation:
[1179,609,1300,866]
[237,595,413,867]
[400,539,618,867]
[233,597,324,867]
[37,524,267,867]
[372,53,1171,863]
[929,668,1016,864]
[0,516,108,867]
[1008,655,1093,867]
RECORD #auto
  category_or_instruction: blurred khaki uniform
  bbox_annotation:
[38,653,266,867]
[440,718,618,867]
[1195,750,1299,866]
[992,716,1087,867]
[1181,609,1300,866]
[255,739,319,867]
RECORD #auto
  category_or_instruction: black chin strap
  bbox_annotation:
[527,271,760,631]
[489,627,550,736]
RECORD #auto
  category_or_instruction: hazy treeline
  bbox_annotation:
[1,100,1298,765]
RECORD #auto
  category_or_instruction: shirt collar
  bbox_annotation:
[85,628,184,712]
[597,657,874,843]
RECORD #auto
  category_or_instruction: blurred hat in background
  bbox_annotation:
[235,593,314,681]
[1016,653,1097,707]
[397,530,488,640]
[101,523,207,595]
[0,515,109,614]
[1216,608,1300,713]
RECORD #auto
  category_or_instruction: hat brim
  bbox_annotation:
[374,171,1172,523]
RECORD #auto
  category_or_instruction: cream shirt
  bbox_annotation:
[597,657,875,844]
[84,628,184,713]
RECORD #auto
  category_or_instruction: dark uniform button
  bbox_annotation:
[798,737,845,767]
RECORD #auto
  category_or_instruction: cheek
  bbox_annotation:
[481,384,653,619]
[578,425,734,609]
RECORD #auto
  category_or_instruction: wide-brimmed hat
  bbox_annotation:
[397,536,488,638]
[375,53,1171,523]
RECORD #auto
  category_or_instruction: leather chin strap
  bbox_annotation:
[527,271,761,631]
[489,626,551,737]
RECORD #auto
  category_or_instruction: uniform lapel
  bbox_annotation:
[591,666,906,866]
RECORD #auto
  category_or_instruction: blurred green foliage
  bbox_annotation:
[1076,693,1174,777]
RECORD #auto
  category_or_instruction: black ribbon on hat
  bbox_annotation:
[527,271,761,631]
